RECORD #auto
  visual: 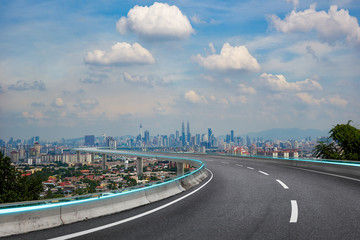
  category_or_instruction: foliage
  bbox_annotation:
[313,121,360,160]
[123,175,137,186]
[0,153,43,203]
[313,141,340,159]
[83,179,100,193]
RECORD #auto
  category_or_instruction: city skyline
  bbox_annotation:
[1,0,359,140]
[1,122,327,144]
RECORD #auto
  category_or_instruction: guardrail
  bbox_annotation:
[0,149,208,237]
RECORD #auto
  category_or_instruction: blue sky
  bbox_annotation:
[0,0,359,140]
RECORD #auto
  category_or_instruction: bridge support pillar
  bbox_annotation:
[102,154,106,170]
[137,157,143,176]
[91,153,95,164]
[177,162,184,175]
[76,151,80,163]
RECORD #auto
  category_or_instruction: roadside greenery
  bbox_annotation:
[0,153,43,203]
[313,121,360,161]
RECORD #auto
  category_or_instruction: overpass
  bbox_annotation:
[2,150,360,239]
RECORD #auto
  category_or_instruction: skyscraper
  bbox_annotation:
[208,128,212,147]
[226,134,231,143]
[186,121,191,143]
[181,122,186,146]
[144,130,150,144]
[175,130,179,141]
[230,130,234,142]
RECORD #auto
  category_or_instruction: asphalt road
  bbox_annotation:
[4,155,360,240]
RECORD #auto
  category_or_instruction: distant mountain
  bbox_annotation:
[243,128,329,141]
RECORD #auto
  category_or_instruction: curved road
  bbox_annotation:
[4,155,360,240]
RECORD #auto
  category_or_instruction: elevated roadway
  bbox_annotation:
[4,154,360,239]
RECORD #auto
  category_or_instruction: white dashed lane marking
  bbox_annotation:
[290,200,298,223]
[276,179,289,189]
[258,171,269,176]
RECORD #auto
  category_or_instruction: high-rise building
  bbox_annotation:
[230,130,234,142]
[84,135,95,146]
[175,130,179,141]
[187,121,191,143]
[196,134,201,146]
[10,150,19,163]
[208,128,213,147]
[144,130,150,144]
[181,122,186,146]
[226,134,231,143]
[34,141,40,157]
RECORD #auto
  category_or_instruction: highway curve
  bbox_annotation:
[4,154,360,240]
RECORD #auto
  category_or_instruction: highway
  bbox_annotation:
[4,155,360,240]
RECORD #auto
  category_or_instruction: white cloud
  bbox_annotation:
[123,72,152,87]
[238,83,256,94]
[296,92,347,106]
[191,15,206,24]
[76,98,99,110]
[22,111,46,120]
[209,43,216,54]
[193,43,260,71]
[327,95,348,107]
[52,98,65,108]
[296,92,326,105]
[85,42,155,65]
[184,90,208,104]
[270,4,360,45]
[123,72,169,87]
[229,95,248,104]
[116,2,194,40]
[8,80,46,91]
[210,95,216,101]
[259,73,322,92]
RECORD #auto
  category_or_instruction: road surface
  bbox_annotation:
[4,155,360,240]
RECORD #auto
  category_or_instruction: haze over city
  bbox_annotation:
[1,0,359,141]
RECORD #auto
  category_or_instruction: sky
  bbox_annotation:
[0,0,359,141]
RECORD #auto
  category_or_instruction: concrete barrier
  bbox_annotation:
[60,189,150,225]
[145,180,184,203]
[0,206,62,237]
[180,168,209,190]
[0,163,208,237]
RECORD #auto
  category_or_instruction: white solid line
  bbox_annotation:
[221,161,229,164]
[235,164,243,167]
[48,169,214,240]
[284,166,360,182]
[290,200,298,223]
[247,167,254,170]
[276,179,289,189]
[258,171,269,176]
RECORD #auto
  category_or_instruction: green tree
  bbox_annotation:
[313,121,360,160]
[0,153,43,203]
